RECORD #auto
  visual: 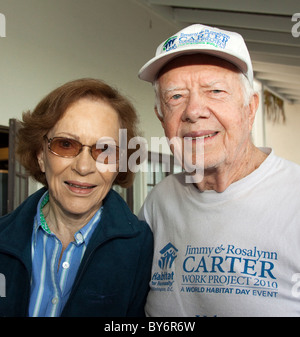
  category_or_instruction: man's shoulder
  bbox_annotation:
[139,172,187,226]
[259,148,300,181]
[140,172,187,215]
[273,153,300,178]
[148,172,186,197]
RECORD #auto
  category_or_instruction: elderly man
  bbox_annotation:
[138,24,300,317]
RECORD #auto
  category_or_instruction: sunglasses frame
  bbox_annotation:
[43,135,120,163]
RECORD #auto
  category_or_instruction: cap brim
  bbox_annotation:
[138,47,249,83]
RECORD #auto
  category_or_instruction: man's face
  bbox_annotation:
[156,55,257,172]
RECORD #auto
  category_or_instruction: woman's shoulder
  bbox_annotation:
[0,187,46,226]
[104,189,151,231]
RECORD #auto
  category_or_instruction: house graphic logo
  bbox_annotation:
[158,242,178,269]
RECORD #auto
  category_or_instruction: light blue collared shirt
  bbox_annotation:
[28,191,102,317]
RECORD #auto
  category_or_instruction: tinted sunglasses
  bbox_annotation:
[44,136,120,164]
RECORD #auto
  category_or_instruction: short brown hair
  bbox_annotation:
[17,78,140,188]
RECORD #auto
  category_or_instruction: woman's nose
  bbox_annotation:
[72,147,96,175]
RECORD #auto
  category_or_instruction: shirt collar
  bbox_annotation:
[74,207,103,245]
[34,190,51,234]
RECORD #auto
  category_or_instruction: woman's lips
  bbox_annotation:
[64,181,97,194]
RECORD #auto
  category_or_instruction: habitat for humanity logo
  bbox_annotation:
[158,243,178,269]
[151,243,178,292]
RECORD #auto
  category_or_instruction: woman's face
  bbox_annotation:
[37,97,120,218]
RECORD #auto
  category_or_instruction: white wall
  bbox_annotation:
[0,0,176,144]
[265,102,300,165]
[244,80,300,166]
[1,0,300,208]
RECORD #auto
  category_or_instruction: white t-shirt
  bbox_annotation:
[139,148,300,316]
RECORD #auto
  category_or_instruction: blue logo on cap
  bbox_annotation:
[163,36,177,52]
[179,29,230,49]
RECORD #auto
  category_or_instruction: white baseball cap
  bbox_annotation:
[138,24,253,85]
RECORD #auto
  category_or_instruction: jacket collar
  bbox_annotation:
[0,187,139,274]
[78,188,140,266]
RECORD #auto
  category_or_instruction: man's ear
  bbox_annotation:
[248,92,259,130]
[155,106,164,124]
[37,149,46,173]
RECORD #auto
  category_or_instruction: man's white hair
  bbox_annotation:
[154,72,255,117]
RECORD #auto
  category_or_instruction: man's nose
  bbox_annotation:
[181,92,211,123]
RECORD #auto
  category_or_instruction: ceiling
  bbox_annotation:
[139,0,300,104]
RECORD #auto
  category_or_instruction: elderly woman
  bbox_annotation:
[0,78,153,317]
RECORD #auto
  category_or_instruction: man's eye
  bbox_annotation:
[212,89,223,94]
[172,94,182,100]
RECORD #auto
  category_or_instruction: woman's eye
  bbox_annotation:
[60,140,73,148]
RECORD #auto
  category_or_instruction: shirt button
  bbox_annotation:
[52,297,58,304]
[76,233,84,243]
[62,261,70,269]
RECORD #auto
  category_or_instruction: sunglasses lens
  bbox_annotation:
[92,143,120,164]
[50,138,81,157]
